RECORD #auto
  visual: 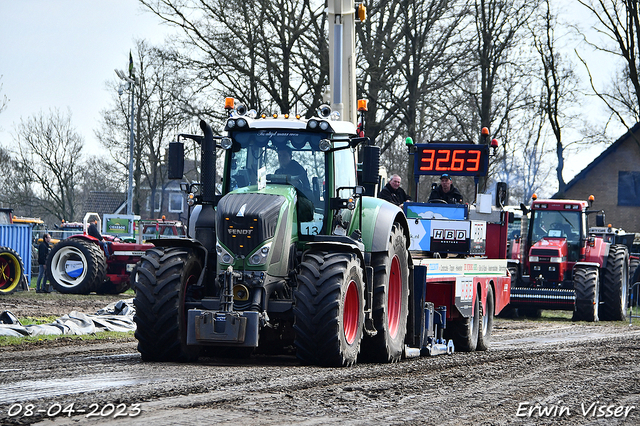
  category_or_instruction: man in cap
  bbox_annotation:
[428,174,463,204]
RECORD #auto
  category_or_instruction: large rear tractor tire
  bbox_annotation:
[294,251,365,367]
[447,291,480,352]
[477,285,494,351]
[360,223,409,363]
[600,244,629,321]
[133,247,202,362]
[573,267,599,322]
[0,247,25,294]
[47,239,106,294]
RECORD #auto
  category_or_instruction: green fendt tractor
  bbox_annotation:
[133,102,413,366]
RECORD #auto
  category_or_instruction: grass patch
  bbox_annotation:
[0,330,135,347]
[18,316,59,325]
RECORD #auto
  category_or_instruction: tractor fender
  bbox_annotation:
[360,197,410,254]
[146,237,210,284]
[583,239,610,267]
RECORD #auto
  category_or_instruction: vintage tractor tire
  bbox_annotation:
[47,239,106,294]
[360,223,409,363]
[477,285,494,351]
[573,266,599,322]
[294,251,365,367]
[133,247,202,362]
[447,292,479,352]
[0,247,25,294]
[600,244,629,321]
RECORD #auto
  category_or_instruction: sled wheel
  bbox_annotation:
[477,285,494,351]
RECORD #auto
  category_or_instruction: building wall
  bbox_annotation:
[563,136,640,232]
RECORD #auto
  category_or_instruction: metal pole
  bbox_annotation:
[127,83,135,215]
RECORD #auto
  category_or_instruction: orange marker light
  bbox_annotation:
[224,97,234,110]
[357,99,368,112]
[588,195,595,202]
[481,127,489,136]
[532,194,538,201]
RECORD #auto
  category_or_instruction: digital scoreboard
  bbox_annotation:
[413,143,489,177]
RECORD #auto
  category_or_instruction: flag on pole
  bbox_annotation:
[129,50,134,78]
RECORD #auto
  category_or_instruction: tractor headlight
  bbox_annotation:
[221,137,233,149]
[549,256,564,263]
[227,119,237,129]
[237,118,247,128]
[319,121,330,131]
[529,256,539,262]
[248,242,272,266]
[216,243,234,265]
[319,138,331,152]
[307,119,319,130]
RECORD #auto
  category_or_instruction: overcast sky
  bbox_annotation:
[0,0,172,155]
[0,1,626,186]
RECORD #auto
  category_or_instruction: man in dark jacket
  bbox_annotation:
[428,174,463,204]
[36,233,51,293]
[378,174,412,206]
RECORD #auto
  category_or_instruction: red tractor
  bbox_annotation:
[508,196,629,321]
[46,213,154,294]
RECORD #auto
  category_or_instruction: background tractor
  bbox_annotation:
[46,213,153,294]
[508,197,629,321]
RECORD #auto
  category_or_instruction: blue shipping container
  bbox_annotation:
[0,224,33,277]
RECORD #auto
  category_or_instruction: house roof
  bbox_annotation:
[81,191,126,219]
[556,122,640,197]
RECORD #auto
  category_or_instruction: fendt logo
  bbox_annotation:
[228,228,253,235]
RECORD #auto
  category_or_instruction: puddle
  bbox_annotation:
[0,373,156,405]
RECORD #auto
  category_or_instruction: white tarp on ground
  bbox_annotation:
[0,299,136,337]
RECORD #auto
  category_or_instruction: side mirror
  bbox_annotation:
[596,211,605,227]
[168,142,185,180]
[361,145,380,185]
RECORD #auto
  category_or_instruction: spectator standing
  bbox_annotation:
[36,233,51,293]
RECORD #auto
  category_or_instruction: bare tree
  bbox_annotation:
[140,0,326,117]
[577,0,640,131]
[12,109,85,221]
[97,40,191,215]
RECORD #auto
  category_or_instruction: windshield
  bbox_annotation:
[228,130,327,199]
[531,210,581,244]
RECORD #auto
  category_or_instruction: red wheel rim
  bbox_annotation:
[388,256,401,338]
[343,279,360,345]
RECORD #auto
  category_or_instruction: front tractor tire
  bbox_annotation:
[600,244,629,321]
[573,266,599,322]
[294,251,365,367]
[47,239,106,294]
[0,247,25,294]
[133,247,202,362]
[361,223,409,363]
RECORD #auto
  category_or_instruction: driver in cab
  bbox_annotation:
[276,145,310,193]
[428,173,463,204]
[275,145,313,221]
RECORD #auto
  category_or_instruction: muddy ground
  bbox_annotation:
[1,292,639,425]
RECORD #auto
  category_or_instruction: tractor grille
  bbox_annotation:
[216,193,285,257]
[531,248,560,256]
